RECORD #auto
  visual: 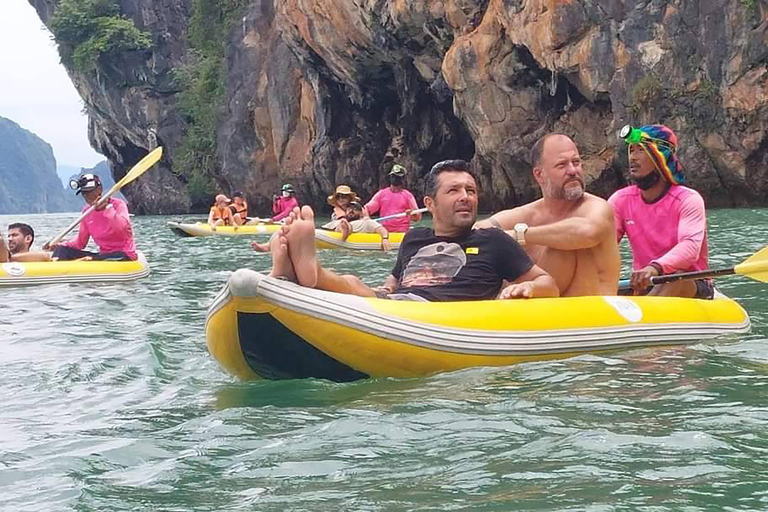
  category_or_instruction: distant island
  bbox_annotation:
[0,115,108,214]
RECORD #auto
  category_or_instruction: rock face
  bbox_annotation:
[28,0,768,213]
[0,116,79,214]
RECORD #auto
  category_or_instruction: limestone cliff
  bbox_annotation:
[0,116,80,214]
[28,0,768,213]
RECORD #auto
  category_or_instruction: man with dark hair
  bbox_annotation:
[476,134,619,296]
[610,124,711,298]
[8,223,34,254]
[267,159,559,301]
[364,164,422,232]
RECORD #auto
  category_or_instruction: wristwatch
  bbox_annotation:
[513,223,528,245]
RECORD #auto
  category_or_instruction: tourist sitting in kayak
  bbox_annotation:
[7,223,34,255]
[364,164,421,232]
[475,133,620,297]
[267,159,558,301]
[272,184,299,222]
[610,124,712,299]
[43,174,137,261]
[208,194,237,228]
[322,185,368,240]
[0,224,54,262]
[229,191,248,225]
[336,201,391,251]
[324,185,358,225]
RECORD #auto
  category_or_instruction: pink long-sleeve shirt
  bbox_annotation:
[608,185,708,273]
[272,196,299,222]
[364,187,419,232]
[63,198,137,260]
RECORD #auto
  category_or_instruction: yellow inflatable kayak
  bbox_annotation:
[167,221,281,237]
[314,229,406,250]
[0,252,150,286]
[205,270,751,381]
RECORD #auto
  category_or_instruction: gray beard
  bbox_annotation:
[543,176,584,201]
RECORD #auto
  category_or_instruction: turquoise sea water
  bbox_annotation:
[1,209,768,511]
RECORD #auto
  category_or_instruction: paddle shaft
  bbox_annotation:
[373,207,428,223]
[47,147,162,247]
[618,267,733,291]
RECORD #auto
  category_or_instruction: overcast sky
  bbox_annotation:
[0,0,104,168]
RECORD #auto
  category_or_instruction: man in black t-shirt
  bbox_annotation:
[269,160,559,301]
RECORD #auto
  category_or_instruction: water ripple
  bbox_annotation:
[1,210,768,511]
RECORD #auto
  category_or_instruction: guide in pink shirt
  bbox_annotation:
[46,173,137,261]
[609,124,712,299]
[272,183,299,222]
[364,164,421,232]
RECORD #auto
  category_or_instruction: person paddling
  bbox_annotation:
[609,124,712,298]
[44,174,137,261]
[364,164,421,232]
[272,184,299,222]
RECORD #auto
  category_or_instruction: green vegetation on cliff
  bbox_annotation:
[173,0,249,209]
[50,0,151,74]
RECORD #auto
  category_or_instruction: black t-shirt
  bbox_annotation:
[390,227,534,301]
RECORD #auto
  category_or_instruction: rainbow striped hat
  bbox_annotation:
[624,124,685,185]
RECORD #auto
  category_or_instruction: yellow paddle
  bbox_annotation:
[46,147,163,247]
[618,245,768,291]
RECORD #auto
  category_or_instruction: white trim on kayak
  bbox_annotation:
[218,270,751,356]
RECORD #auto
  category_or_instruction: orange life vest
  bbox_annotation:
[210,206,233,225]
[230,201,248,217]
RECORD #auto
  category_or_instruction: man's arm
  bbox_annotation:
[0,233,8,262]
[63,215,90,250]
[374,224,391,252]
[207,208,216,226]
[364,191,381,217]
[110,200,132,232]
[407,192,422,222]
[517,200,614,251]
[376,274,398,295]
[474,207,527,229]
[500,264,559,299]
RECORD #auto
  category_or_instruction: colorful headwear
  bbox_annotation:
[619,124,685,185]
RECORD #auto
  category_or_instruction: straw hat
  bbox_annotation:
[327,185,360,206]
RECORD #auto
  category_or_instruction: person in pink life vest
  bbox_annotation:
[44,174,137,261]
[609,124,712,299]
[272,184,299,222]
[364,164,421,232]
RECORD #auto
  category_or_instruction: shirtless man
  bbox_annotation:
[475,134,620,296]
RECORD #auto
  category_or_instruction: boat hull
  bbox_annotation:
[205,270,751,382]
[167,221,280,237]
[314,229,406,250]
[0,252,150,286]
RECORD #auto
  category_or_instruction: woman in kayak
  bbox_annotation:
[272,184,299,222]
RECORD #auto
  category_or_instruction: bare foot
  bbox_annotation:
[251,240,271,253]
[283,205,319,287]
[269,231,297,282]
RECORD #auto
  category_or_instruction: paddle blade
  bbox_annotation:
[735,245,768,283]
[114,146,163,190]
